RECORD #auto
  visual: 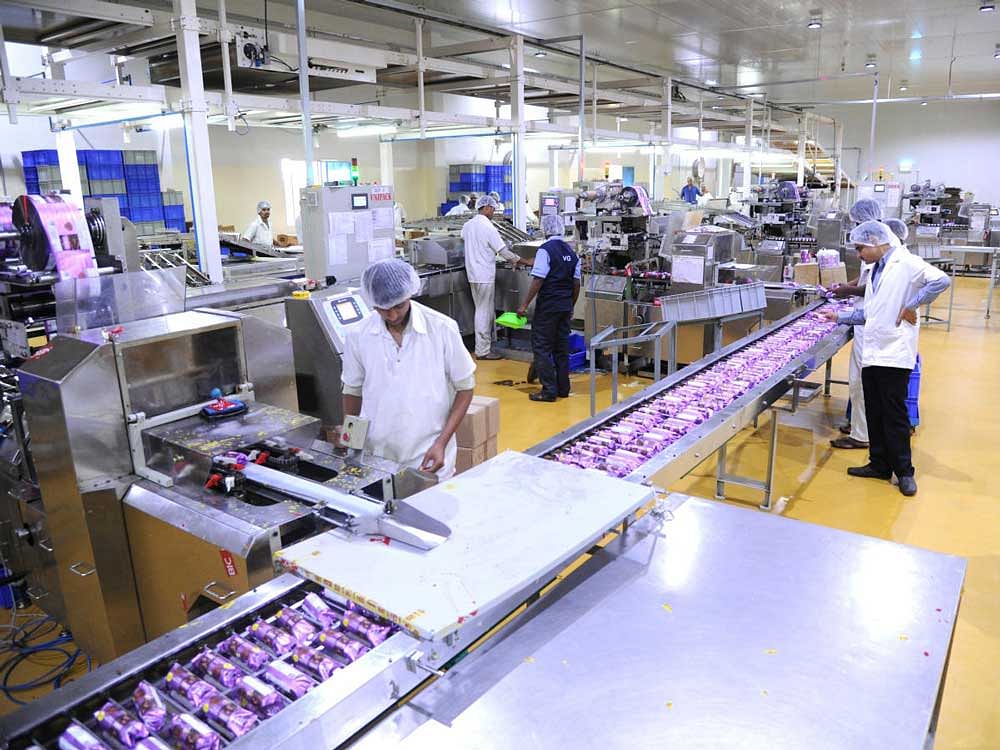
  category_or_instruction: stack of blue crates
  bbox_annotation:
[907,354,922,427]
[21,150,63,194]
[84,150,128,220]
[162,189,186,232]
[123,150,163,232]
[445,163,513,216]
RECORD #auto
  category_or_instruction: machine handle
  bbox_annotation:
[38,539,54,553]
[26,586,48,600]
[202,581,236,603]
[69,562,96,577]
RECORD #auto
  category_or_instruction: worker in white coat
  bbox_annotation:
[446,195,471,217]
[489,191,505,213]
[829,197,887,450]
[242,200,275,246]
[461,195,530,359]
[822,220,950,497]
[341,259,476,479]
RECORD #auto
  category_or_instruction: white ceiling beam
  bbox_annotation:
[2,0,166,26]
[425,38,511,58]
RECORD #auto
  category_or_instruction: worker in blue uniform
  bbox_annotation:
[680,177,701,204]
[518,214,582,402]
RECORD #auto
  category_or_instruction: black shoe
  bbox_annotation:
[898,476,918,496]
[831,436,869,449]
[838,423,851,435]
[557,392,570,398]
[529,391,557,402]
[847,464,892,480]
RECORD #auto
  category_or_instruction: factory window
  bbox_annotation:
[281,159,355,227]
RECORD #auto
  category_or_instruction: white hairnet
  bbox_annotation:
[885,218,908,242]
[257,200,271,212]
[849,198,882,223]
[489,191,501,201]
[361,258,421,309]
[476,195,499,210]
[849,220,897,248]
[541,214,565,237]
[459,194,469,204]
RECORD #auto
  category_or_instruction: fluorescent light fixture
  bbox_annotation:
[864,54,877,69]
[980,2,995,12]
[533,51,547,58]
[911,30,923,39]
[899,80,909,91]
[909,49,922,62]
[748,92,764,97]
[807,12,823,29]
[920,100,928,106]
[150,114,184,131]
[337,124,397,138]
[705,79,717,86]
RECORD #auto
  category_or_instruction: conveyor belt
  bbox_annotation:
[528,299,850,487]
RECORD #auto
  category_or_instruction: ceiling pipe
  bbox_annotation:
[780,92,1000,106]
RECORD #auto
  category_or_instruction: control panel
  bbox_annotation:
[317,291,370,352]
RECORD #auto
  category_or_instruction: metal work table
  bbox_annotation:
[363,495,967,750]
[929,245,998,325]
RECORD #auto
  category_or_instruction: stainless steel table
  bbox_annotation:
[361,495,966,750]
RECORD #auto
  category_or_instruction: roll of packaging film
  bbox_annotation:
[0,203,15,257]
[12,194,97,279]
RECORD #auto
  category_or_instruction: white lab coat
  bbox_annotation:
[341,301,476,479]
[461,213,514,284]
[242,215,273,246]
[848,262,871,442]
[860,249,947,370]
[446,203,471,217]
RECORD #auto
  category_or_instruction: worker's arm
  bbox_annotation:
[420,389,474,473]
[338,332,365,443]
[342,394,362,418]
[898,259,951,325]
[823,307,865,325]
[489,224,530,267]
[517,278,544,317]
[573,279,581,305]
[572,256,582,304]
[831,283,865,299]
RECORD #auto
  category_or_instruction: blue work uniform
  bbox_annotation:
[680,184,701,204]
[530,238,581,399]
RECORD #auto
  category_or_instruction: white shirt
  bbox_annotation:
[242,215,272,246]
[446,203,471,217]
[461,213,518,284]
[341,300,476,478]
[859,249,948,369]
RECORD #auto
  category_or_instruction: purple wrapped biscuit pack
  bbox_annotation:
[346,600,393,627]
[191,649,244,688]
[342,611,392,646]
[234,675,283,719]
[248,619,295,655]
[94,701,149,746]
[263,659,314,698]
[134,738,173,750]
[167,714,222,750]
[318,629,369,662]
[200,693,259,737]
[57,725,109,750]
[291,645,341,680]
[275,607,318,644]
[132,680,167,732]
[165,663,218,707]
[217,634,269,670]
[300,593,337,627]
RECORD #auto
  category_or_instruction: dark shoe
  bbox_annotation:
[831,436,869,449]
[479,352,503,360]
[898,476,918,496]
[529,391,557,402]
[838,423,851,435]
[847,464,892,480]
[558,392,571,398]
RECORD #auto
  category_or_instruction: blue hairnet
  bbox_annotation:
[541,214,565,237]
[476,195,498,210]
[361,258,421,309]
[257,200,271,212]
[885,218,908,241]
[849,220,896,247]
[849,198,882,223]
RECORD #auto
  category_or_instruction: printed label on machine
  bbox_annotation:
[220,549,238,577]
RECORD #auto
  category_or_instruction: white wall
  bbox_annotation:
[819,100,1000,204]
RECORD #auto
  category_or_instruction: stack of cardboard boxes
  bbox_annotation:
[455,395,500,473]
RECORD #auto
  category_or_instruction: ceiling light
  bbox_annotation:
[864,54,877,69]
[748,92,764,97]
[920,101,928,106]
[807,19,822,29]
[533,51,547,58]
[979,2,995,12]
[995,43,1000,59]
[337,124,398,138]
[899,84,908,91]
[705,79,717,86]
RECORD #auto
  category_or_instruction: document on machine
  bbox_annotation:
[368,237,394,262]
[330,212,355,236]
[671,254,705,285]
[330,234,349,265]
[354,214,373,243]
[371,207,395,232]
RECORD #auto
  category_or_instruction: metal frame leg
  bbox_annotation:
[987,251,997,321]
[760,408,780,511]
[824,359,833,397]
[715,443,727,500]
[589,345,598,417]
[610,346,620,406]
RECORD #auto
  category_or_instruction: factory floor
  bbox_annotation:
[2,277,998,749]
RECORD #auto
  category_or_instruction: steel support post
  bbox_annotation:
[510,35,527,230]
[796,115,806,187]
[297,0,314,185]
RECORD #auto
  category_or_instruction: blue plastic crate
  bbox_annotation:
[568,351,587,371]
[92,194,129,213]
[906,397,919,427]
[132,206,164,222]
[126,175,161,193]
[163,205,185,221]
[165,218,187,232]
[25,180,39,194]
[568,332,585,353]
[130,193,163,209]
[440,201,458,216]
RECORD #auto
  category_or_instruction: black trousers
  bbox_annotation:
[531,309,572,398]
[861,365,914,478]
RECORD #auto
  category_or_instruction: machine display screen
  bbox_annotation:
[873,184,886,193]
[351,194,369,210]
[330,297,364,324]
[543,197,557,207]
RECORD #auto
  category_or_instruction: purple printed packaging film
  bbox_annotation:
[275,607,318,644]
[57,725,109,750]
[200,692,259,737]
[217,634,269,670]
[164,663,218,707]
[94,701,149,747]
[318,628,369,662]
[301,592,338,628]
[249,619,296,655]
[167,714,222,750]
[132,680,167,732]
[191,649,245,688]
[235,675,283,718]
[134,738,173,750]
[263,659,314,698]
[291,646,341,680]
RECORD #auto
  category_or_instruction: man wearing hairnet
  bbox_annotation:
[341,259,476,478]
[446,195,471,216]
[461,195,529,359]
[517,214,581,401]
[489,191,505,213]
[822,220,949,496]
[242,200,275,246]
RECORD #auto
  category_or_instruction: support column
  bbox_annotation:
[0,23,17,125]
[663,77,672,193]
[548,147,559,188]
[833,120,844,201]
[509,35,527,230]
[591,62,598,143]
[867,74,879,181]
[796,115,806,187]
[742,98,753,191]
[379,141,393,187]
[577,36,585,183]
[55,130,82,204]
[415,19,426,139]
[173,0,223,283]
[296,0,313,185]
[218,0,236,131]
[648,123,657,200]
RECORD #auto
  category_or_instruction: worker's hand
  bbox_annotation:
[420,440,446,474]
[821,308,840,323]
[329,426,346,448]
[896,307,918,327]
[516,304,528,317]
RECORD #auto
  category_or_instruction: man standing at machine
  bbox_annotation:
[462,195,529,360]
[341,259,476,478]
[681,177,701,205]
[823,221,949,497]
[242,200,275,246]
[517,214,581,402]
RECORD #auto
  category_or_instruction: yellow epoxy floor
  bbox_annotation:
[477,275,999,750]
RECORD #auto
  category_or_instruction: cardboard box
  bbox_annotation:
[455,443,486,474]
[404,229,427,240]
[485,436,498,459]
[275,233,299,248]
[456,403,488,448]
[819,262,848,287]
[793,261,820,286]
[471,395,500,437]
